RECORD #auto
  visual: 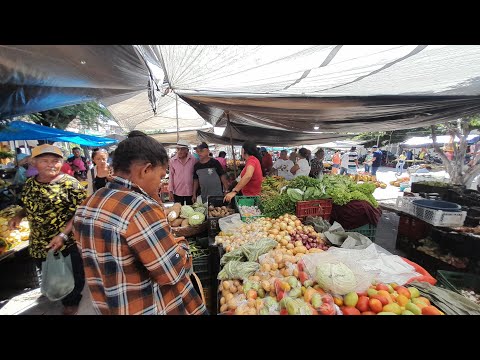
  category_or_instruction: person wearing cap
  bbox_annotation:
[260,147,273,176]
[8,144,87,315]
[168,140,196,205]
[193,142,229,203]
[371,145,383,180]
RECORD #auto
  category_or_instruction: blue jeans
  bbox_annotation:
[371,166,380,176]
[396,162,404,175]
[364,164,371,173]
[340,167,347,175]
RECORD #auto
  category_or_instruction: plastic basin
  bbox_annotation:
[411,199,462,212]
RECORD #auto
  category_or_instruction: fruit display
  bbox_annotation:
[336,282,444,315]
[348,173,387,189]
[0,205,30,254]
[390,177,410,187]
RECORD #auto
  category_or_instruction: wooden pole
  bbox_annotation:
[176,94,179,143]
[227,112,237,178]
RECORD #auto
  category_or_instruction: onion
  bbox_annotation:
[306,243,311,250]
[280,222,288,231]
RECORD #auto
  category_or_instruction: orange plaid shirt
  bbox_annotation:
[74,176,207,315]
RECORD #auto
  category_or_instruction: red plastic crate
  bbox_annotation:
[398,214,431,241]
[296,199,332,221]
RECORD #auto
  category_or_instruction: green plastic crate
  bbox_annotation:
[436,270,480,295]
[351,224,377,242]
[234,196,264,222]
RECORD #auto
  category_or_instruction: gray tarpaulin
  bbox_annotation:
[4,45,480,134]
[197,122,348,146]
[0,45,150,120]
[181,93,480,133]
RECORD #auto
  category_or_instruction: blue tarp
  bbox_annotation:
[0,121,118,147]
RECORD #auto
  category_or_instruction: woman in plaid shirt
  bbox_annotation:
[74,131,207,315]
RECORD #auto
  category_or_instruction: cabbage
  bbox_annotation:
[188,212,206,225]
[180,205,195,219]
[194,206,206,215]
[315,262,357,295]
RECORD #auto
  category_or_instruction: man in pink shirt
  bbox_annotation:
[168,140,196,205]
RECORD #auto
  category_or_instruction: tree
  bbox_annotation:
[27,102,112,130]
[431,116,480,186]
[353,125,448,148]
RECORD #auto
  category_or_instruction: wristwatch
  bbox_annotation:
[58,232,69,241]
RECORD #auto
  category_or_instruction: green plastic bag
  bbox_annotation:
[40,250,75,301]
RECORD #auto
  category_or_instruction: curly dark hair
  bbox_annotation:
[112,130,169,173]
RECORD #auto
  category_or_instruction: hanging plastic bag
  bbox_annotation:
[41,250,75,301]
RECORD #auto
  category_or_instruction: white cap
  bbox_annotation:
[176,140,190,148]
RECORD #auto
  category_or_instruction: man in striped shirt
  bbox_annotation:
[346,146,359,174]
[74,131,207,315]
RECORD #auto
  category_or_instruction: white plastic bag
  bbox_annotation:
[41,250,75,301]
[218,213,243,233]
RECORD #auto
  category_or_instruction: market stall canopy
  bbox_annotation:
[150,128,212,146]
[0,121,118,146]
[181,93,480,133]
[197,122,348,146]
[136,45,480,132]
[0,45,150,120]
[4,45,480,133]
[400,134,480,148]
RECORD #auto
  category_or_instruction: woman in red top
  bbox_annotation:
[224,140,263,202]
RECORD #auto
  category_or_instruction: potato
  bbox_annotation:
[220,304,228,313]
[225,293,234,302]
[222,281,231,290]
[233,280,240,287]
[171,218,183,227]
[229,285,237,293]
[180,219,189,227]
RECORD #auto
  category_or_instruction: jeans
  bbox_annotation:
[371,166,380,176]
[364,164,371,173]
[36,244,85,306]
[396,162,405,175]
[339,167,347,175]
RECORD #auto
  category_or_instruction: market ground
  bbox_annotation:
[0,167,407,315]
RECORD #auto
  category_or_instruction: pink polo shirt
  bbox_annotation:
[168,153,196,196]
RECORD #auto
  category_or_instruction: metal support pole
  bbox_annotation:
[176,94,179,143]
[227,112,237,178]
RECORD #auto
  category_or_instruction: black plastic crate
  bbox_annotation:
[207,196,235,237]
[431,228,479,259]
[408,248,469,275]
[0,248,40,290]
[411,183,448,197]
